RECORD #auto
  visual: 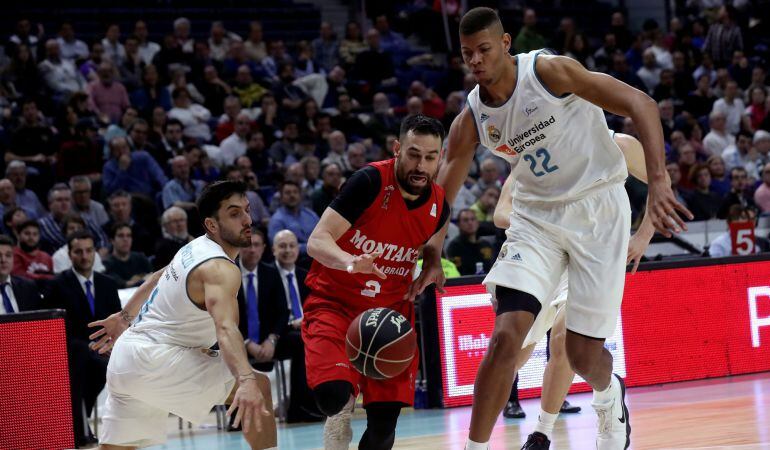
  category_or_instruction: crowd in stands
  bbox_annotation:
[1,0,770,444]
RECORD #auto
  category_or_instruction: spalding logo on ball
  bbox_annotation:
[345,307,417,380]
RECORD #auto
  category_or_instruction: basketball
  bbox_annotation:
[345,307,417,380]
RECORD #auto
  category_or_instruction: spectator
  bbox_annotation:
[269,120,300,166]
[232,64,268,109]
[79,41,105,82]
[0,178,36,221]
[703,111,735,156]
[199,65,232,117]
[709,206,757,257]
[268,181,319,256]
[154,206,193,269]
[38,39,85,100]
[652,69,678,103]
[300,156,322,193]
[339,21,366,68]
[660,99,676,141]
[723,131,756,177]
[4,207,29,241]
[70,176,109,227]
[12,220,53,281]
[685,74,717,120]
[7,99,57,181]
[745,67,770,105]
[56,22,89,62]
[44,230,121,447]
[102,107,138,157]
[743,86,767,132]
[101,24,126,66]
[38,184,108,254]
[594,33,618,73]
[471,159,502,198]
[0,234,42,314]
[754,163,770,213]
[126,118,163,169]
[187,145,220,183]
[470,186,500,222]
[609,51,646,92]
[564,33,595,70]
[353,29,395,89]
[245,131,278,186]
[57,118,103,181]
[262,39,292,81]
[312,22,339,73]
[4,43,40,100]
[666,160,689,207]
[104,190,154,256]
[703,5,743,68]
[7,19,41,60]
[672,51,695,98]
[159,118,185,158]
[220,112,252,166]
[367,92,400,143]
[5,161,46,219]
[168,87,212,142]
[678,143,698,190]
[208,21,241,62]
[321,130,350,173]
[707,155,731,197]
[311,163,342,216]
[103,136,168,197]
[173,17,194,54]
[129,64,172,116]
[52,214,107,274]
[374,15,407,53]
[447,209,494,275]
[712,80,745,135]
[244,21,267,62]
[718,167,755,219]
[134,20,161,65]
[119,36,145,91]
[162,156,205,209]
[637,48,661,94]
[103,223,152,288]
[684,164,722,221]
[255,93,280,141]
[275,62,310,113]
[167,68,205,104]
[514,8,547,53]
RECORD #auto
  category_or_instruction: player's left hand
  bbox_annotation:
[88,311,131,354]
[647,179,693,237]
[627,228,654,274]
[405,256,445,302]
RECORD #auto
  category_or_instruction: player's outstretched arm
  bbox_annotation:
[537,55,693,236]
[88,266,166,354]
[493,172,514,229]
[202,259,270,433]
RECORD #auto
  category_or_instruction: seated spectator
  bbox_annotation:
[743,86,767,132]
[126,118,163,170]
[353,29,395,89]
[723,131,757,179]
[159,118,186,159]
[712,80,745,136]
[199,65,232,117]
[331,93,369,139]
[167,68,205,105]
[666,160,689,207]
[684,74,717,120]
[471,159,503,198]
[684,164,723,221]
[232,64,269,108]
[4,42,40,102]
[70,176,109,227]
[162,156,205,209]
[4,207,29,240]
[129,64,172,116]
[219,113,252,167]
[7,99,57,183]
[268,181,319,256]
[5,161,45,219]
[154,206,193,269]
[119,36,145,91]
[300,156,322,194]
[470,186,500,222]
[103,223,152,288]
[79,41,105,82]
[86,61,130,124]
[134,20,160,65]
[367,92,400,144]
[56,22,89,62]
[447,209,494,275]
[104,190,154,256]
[636,49,661,94]
[44,231,121,446]
[311,163,342,217]
[0,178,37,222]
[718,167,756,219]
[58,118,104,182]
[754,163,770,213]
[101,23,126,66]
[245,131,278,187]
[38,184,108,254]
[677,143,698,190]
[208,20,242,62]
[707,155,731,197]
[269,120,301,166]
[513,8,546,53]
[186,145,220,183]
[244,20,267,62]
[53,214,107,274]
[103,136,168,197]
[312,22,339,72]
[709,206,759,257]
[339,21,366,68]
[0,234,42,314]
[345,143,367,177]
[168,87,212,142]
[38,39,85,100]
[321,131,351,173]
[12,220,53,281]
[255,93,280,141]
[215,96,243,143]
[703,110,734,157]
[102,107,138,157]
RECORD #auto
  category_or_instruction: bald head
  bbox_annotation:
[273,229,299,268]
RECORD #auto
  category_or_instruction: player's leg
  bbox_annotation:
[229,371,277,450]
[358,402,402,450]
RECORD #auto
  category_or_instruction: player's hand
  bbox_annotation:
[405,256,445,302]
[348,251,386,280]
[88,311,131,354]
[227,377,270,434]
[646,180,693,237]
[627,222,655,274]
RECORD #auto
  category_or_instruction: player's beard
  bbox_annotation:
[220,223,252,248]
[395,159,435,196]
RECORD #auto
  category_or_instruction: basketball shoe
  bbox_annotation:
[323,396,354,450]
[592,374,630,450]
[521,431,550,449]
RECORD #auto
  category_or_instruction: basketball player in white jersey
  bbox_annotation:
[88,181,277,449]
[409,8,692,450]
[494,133,657,449]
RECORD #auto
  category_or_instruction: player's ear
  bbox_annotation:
[502,32,511,53]
[204,217,217,234]
[393,139,401,157]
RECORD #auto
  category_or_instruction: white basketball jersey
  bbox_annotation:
[466,49,628,204]
[131,235,235,348]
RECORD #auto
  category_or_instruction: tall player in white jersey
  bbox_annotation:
[409,8,692,450]
[88,181,277,449]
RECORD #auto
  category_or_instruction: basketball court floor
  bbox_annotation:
[141,373,770,450]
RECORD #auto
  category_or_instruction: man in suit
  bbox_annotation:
[44,230,121,447]
[271,229,320,422]
[0,235,42,314]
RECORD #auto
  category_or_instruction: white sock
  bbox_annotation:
[592,375,618,405]
[533,408,558,439]
[465,438,489,450]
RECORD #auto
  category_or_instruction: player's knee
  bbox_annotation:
[565,334,603,375]
[313,380,353,417]
[488,327,523,363]
[548,329,568,363]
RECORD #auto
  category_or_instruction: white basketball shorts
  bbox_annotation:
[99,329,235,447]
[483,182,631,339]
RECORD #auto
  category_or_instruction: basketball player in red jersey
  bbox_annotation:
[304,114,450,450]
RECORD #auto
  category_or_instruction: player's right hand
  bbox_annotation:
[348,251,386,279]
[405,256,446,302]
[228,378,271,433]
[88,311,130,355]
[646,179,693,237]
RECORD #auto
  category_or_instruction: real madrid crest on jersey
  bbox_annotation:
[487,124,501,143]
[382,185,395,210]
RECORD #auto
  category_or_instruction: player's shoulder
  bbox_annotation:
[193,257,240,283]
[449,107,480,142]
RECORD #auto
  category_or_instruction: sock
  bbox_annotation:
[592,375,618,405]
[465,438,489,450]
[533,409,558,439]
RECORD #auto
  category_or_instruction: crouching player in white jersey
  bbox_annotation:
[494,133,658,449]
[88,181,277,449]
[409,8,692,450]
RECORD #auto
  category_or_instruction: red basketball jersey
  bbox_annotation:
[305,158,446,311]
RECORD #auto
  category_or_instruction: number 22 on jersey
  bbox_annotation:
[523,148,559,177]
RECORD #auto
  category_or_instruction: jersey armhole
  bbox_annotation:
[465,103,482,142]
[533,50,573,101]
[185,256,238,312]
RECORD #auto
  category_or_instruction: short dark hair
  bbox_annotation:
[67,230,94,252]
[60,214,86,236]
[109,222,132,239]
[250,227,266,243]
[163,118,184,133]
[459,7,503,36]
[280,180,301,193]
[196,180,248,230]
[172,87,190,100]
[3,206,24,228]
[127,118,148,133]
[399,114,446,141]
[737,130,754,141]
[108,190,131,203]
[16,219,39,235]
[0,235,14,249]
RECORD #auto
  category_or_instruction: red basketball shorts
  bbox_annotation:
[301,293,418,406]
